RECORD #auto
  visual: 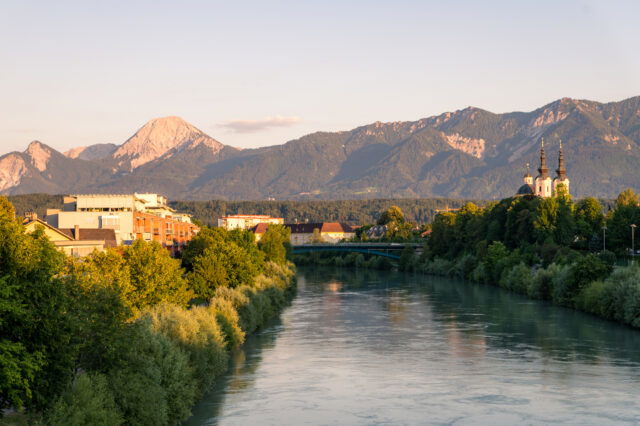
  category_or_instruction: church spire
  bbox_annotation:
[538,138,549,178]
[556,139,566,179]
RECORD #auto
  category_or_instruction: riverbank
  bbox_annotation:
[6,263,296,426]
[292,248,640,329]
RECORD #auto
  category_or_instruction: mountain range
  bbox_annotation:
[2,96,639,200]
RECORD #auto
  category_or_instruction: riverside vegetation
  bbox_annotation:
[298,189,640,329]
[0,196,295,425]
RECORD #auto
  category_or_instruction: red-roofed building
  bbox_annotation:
[252,222,357,244]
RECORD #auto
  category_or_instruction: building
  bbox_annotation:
[218,214,284,230]
[133,210,198,252]
[517,139,570,198]
[252,222,357,244]
[45,193,198,254]
[24,216,116,257]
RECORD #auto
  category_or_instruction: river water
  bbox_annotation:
[186,267,640,425]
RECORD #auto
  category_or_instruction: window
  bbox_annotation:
[100,215,120,229]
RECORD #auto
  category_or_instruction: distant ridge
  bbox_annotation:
[2,96,640,199]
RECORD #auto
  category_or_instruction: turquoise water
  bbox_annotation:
[186,267,640,425]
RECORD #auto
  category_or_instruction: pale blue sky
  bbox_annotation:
[1,0,639,154]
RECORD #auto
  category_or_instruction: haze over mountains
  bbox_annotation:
[2,96,639,200]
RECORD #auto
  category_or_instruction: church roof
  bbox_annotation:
[516,184,535,196]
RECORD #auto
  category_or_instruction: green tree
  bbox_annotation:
[608,189,640,254]
[0,196,76,411]
[123,240,192,313]
[377,205,405,225]
[310,228,324,244]
[533,197,558,243]
[258,224,291,265]
[616,188,640,207]
[46,373,123,426]
[574,197,604,249]
[554,192,575,247]
[398,246,416,271]
[181,227,228,271]
[429,212,457,257]
[188,242,260,298]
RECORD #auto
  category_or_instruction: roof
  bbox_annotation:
[251,223,270,234]
[285,223,356,234]
[251,222,357,234]
[222,215,279,219]
[320,223,357,233]
[516,184,535,196]
[24,219,74,241]
[59,228,118,247]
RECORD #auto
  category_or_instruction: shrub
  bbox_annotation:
[450,254,477,279]
[483,241,509,283]
[46,373,122,426]
[141,304,228,393]
[500,263,533,294]
[575,280,607,315]
[423,258,454,276]
[550,264,574,306]
[552,254,612,307]
[600,265,640,326]
[471,263,487,283]
[527,264,558,300]
[208,298,245,348]
[108,321,195,426]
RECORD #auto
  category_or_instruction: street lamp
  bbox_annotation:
[632,224,637,264]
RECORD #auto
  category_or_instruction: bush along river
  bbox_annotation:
[185,266,640,425]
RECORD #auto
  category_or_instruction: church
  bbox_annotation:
[517,139,570,198]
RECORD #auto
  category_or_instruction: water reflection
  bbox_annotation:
[185,318,283,425]
[186,266,640,425]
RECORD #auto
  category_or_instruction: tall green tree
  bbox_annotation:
[123,240,192,313]
[377,205,405,225]
[258,225,291,265]
[0,197,76,411]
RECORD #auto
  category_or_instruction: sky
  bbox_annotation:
[1,0,640,155]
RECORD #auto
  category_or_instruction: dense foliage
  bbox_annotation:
[170,198,485,226]
[419,189,640,328]
[0,197,296,424]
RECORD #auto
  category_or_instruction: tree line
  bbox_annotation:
[169,198,486,226]
[294,188,640,329]
[418,188,640,328]
[0,196,295,425]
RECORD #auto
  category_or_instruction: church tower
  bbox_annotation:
[553,140,570,196]
[534,139,553,198]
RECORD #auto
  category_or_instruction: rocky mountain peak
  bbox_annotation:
[24,140,53,171]
[0,154,29,191]
[112,116,223,170]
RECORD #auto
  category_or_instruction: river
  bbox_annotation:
[186,267,640,425]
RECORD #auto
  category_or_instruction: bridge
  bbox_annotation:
[291,242,423,260]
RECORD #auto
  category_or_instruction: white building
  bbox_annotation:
[218,214,284,230]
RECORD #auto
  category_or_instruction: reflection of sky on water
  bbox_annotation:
[186,267,640,425]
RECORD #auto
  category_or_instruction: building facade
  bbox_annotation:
[252,222,357,244]
[218,214,284,230]
[45,193,198,254]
